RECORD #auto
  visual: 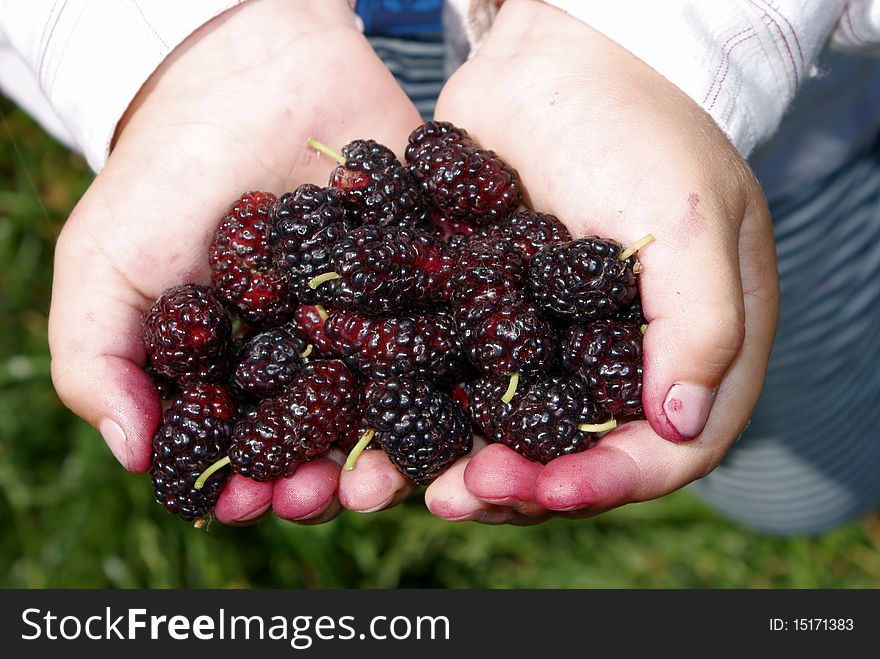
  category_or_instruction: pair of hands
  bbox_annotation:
[49,0,779,526]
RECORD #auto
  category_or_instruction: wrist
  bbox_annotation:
[113,0,358,150]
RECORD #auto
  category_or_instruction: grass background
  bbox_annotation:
[2,97,879,589]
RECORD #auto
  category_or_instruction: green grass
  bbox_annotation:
[1,98,878,589]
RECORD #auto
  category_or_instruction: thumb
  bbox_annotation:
[48,218,160,473]
[638,193,746,441]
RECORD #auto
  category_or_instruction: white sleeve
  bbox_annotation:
[831,0,880,51]
[0,0,246,172]
[449,0,880,156]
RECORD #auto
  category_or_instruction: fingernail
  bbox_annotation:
[99,418,131,468]
[662,383,714,439]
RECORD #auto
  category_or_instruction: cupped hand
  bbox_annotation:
[48,0,420,525]
[424,0,779,523]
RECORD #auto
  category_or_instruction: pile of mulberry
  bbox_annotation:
[141,121,652,523]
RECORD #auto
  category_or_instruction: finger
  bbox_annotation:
[213,474,274,525]
[49,223,160,473]
[272,457,342,523]
[425,439,551,523]
[633,186,753,442]
[338,449,415,513]
[424,438,496,521]
[462,443,547,516]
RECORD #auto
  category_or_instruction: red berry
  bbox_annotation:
[209,191,294,327]
[325,309,464,381]
[406,121,523,226]
[143,284,232,385]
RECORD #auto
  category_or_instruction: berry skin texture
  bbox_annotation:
[404,121,473,158]
[451,239,526,309]
[209,191,295,327]
[461,301,558,378]
[325,309,464,382]
[451,240,557,378]
[232,324,307,399]
[143,284,232,386]
[406,121,523,227]
[228,397,301,481]
[365,378,472,485]
[527,237,638,321]
[270,184,349,305]
[469,375,609,464]
[472,210,571,260]
[150,383,235,520]
[561,320,644,417]
[291,304,334,356]
[316,225,455,313]
[145,362,179,401]
[617,297,647,326]
[330,139,431,229]
[229,359,362,481]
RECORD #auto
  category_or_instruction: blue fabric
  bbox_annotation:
[356,0,443,37]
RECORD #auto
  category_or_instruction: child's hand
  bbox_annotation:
[48,0,421,525]
[423,0,780,523]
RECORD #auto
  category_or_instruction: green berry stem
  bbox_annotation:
[640,323,648,335]
[298,344,314,359]
[500,372,520,404]
[344,429,376,471]
[578,419,618,433]
[306,138,346,165]
[315,304,329,321]
[308,271,342,289]
[194,455,231,490]
[619,234,655,261]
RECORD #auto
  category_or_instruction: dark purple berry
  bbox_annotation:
[329,139,431,229]
[460,301,557,378]
[617,297,646,326]
[470,375,609,464]
[150,383,235,519]
[312,224,455,313]
[406,121,523,226]
[270,184,349,305]
[229,359,361,481]
[472,210,571,260]
[527,237,638,321]
[228,397,300,481]
[364,378,471,485]
[561,320,644,417]
[232,324,308,399]
[452,240,556,378]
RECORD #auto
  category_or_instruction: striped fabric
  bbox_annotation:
[367,35,446,119]
[691,139,880,536]
[364,15,880,536]
[357,0,446,120]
